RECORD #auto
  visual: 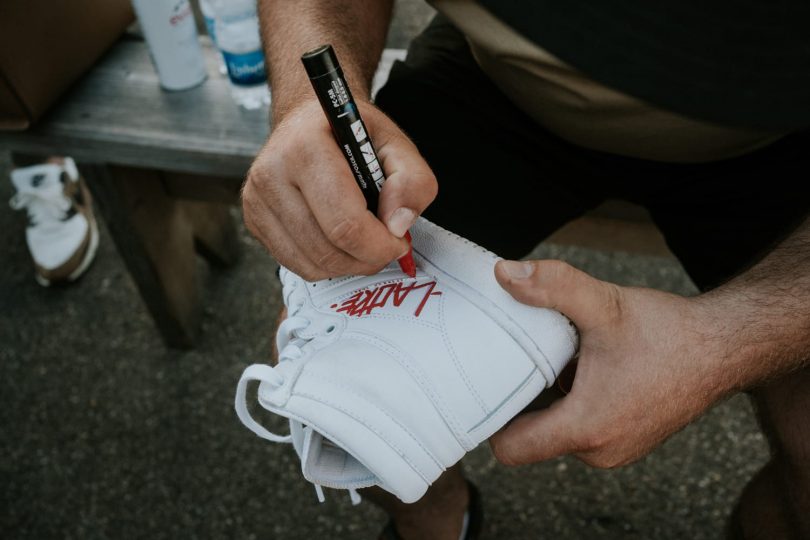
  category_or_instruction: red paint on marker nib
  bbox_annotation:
[397,231,417,278]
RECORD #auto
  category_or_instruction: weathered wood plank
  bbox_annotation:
[162,172,242,205]
[0,37,408,179]
[183,200,240,268]
[2,36,267,177]
[82,164,201,348]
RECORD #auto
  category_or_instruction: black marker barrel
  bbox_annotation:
[302,44,385,214]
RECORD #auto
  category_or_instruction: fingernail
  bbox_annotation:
[501,260,534,279]
[387,208,416,238]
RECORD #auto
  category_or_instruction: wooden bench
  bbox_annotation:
[1,34,406,348]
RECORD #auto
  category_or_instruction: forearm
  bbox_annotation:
[698,215,810,392]
[258,0,394,122]
[489,212,809,468]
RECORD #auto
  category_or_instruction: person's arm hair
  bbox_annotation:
[699,215,810,391]
[258,0,394,122]
[488,213,809,468]
[244,0,434,281]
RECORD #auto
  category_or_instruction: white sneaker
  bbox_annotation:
[9,157,99,286]
[235,218,578,504]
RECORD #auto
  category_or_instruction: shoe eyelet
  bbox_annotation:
[325,325,336,334]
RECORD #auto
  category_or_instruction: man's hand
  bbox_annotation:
[249,0,434,280]
[488,259,731,468]
[242,99,437,281]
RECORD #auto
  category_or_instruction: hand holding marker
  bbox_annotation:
[302,45,417,278]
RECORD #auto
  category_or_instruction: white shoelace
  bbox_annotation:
[235,270,362,505]
[9,179,71,228]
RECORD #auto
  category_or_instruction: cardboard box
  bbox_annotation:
[0,0,134,130]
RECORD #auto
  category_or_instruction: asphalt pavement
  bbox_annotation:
[0,143,769,540]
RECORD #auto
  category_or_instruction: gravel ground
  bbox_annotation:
[0,146,768,539]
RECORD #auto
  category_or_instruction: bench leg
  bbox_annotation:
[81,164,202,348]
[182,201,240,268]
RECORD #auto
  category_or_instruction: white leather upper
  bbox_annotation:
[236,217,579,503]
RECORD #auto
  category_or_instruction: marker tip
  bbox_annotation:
[398,231,417,278]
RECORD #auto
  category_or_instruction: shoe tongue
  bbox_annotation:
[300,426,378,490]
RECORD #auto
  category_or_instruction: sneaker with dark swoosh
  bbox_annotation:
[9,157,99,286]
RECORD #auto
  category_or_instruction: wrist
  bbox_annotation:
[689,289,786,396]
[643,293,737,413]
[682,296,739,398]
[270,88,373,130]
[271,85,372,127]
[271,87,316,126]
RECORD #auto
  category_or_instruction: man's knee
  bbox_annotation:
[747,365,810,538]
[755,366,810,466]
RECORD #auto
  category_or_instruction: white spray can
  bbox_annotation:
[131,0,208,91]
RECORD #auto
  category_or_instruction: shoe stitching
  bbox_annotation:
[303,370,445,471]
[301,431,377,487]
[260,222,573,503]
[301,269,486,427]
[466,367,541,433]
[316,275,418,306]
[421,219,564,379]
[272,316,452,470]
[292,306,472,451]
[415,247,559,381]
[346,312,442,331]
[437,288,489,415]
[345,332,474,451]
[309,269,405,297]
[261,403,392,488]
[293,391,434,485]
[306,472,377,489]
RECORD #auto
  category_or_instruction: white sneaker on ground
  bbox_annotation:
[9,157,99,286]
[235,218,578,504]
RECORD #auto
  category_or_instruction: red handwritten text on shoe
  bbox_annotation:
[331,280,442,318]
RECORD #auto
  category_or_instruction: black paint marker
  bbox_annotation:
[301,44,416,278]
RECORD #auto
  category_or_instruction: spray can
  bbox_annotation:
[131,0,208,91]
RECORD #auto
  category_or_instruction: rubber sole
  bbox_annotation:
[34,217,100,287]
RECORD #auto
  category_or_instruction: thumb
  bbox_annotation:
[495,259,623,331]
[489,398,579,465]
[376,134,438,239]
